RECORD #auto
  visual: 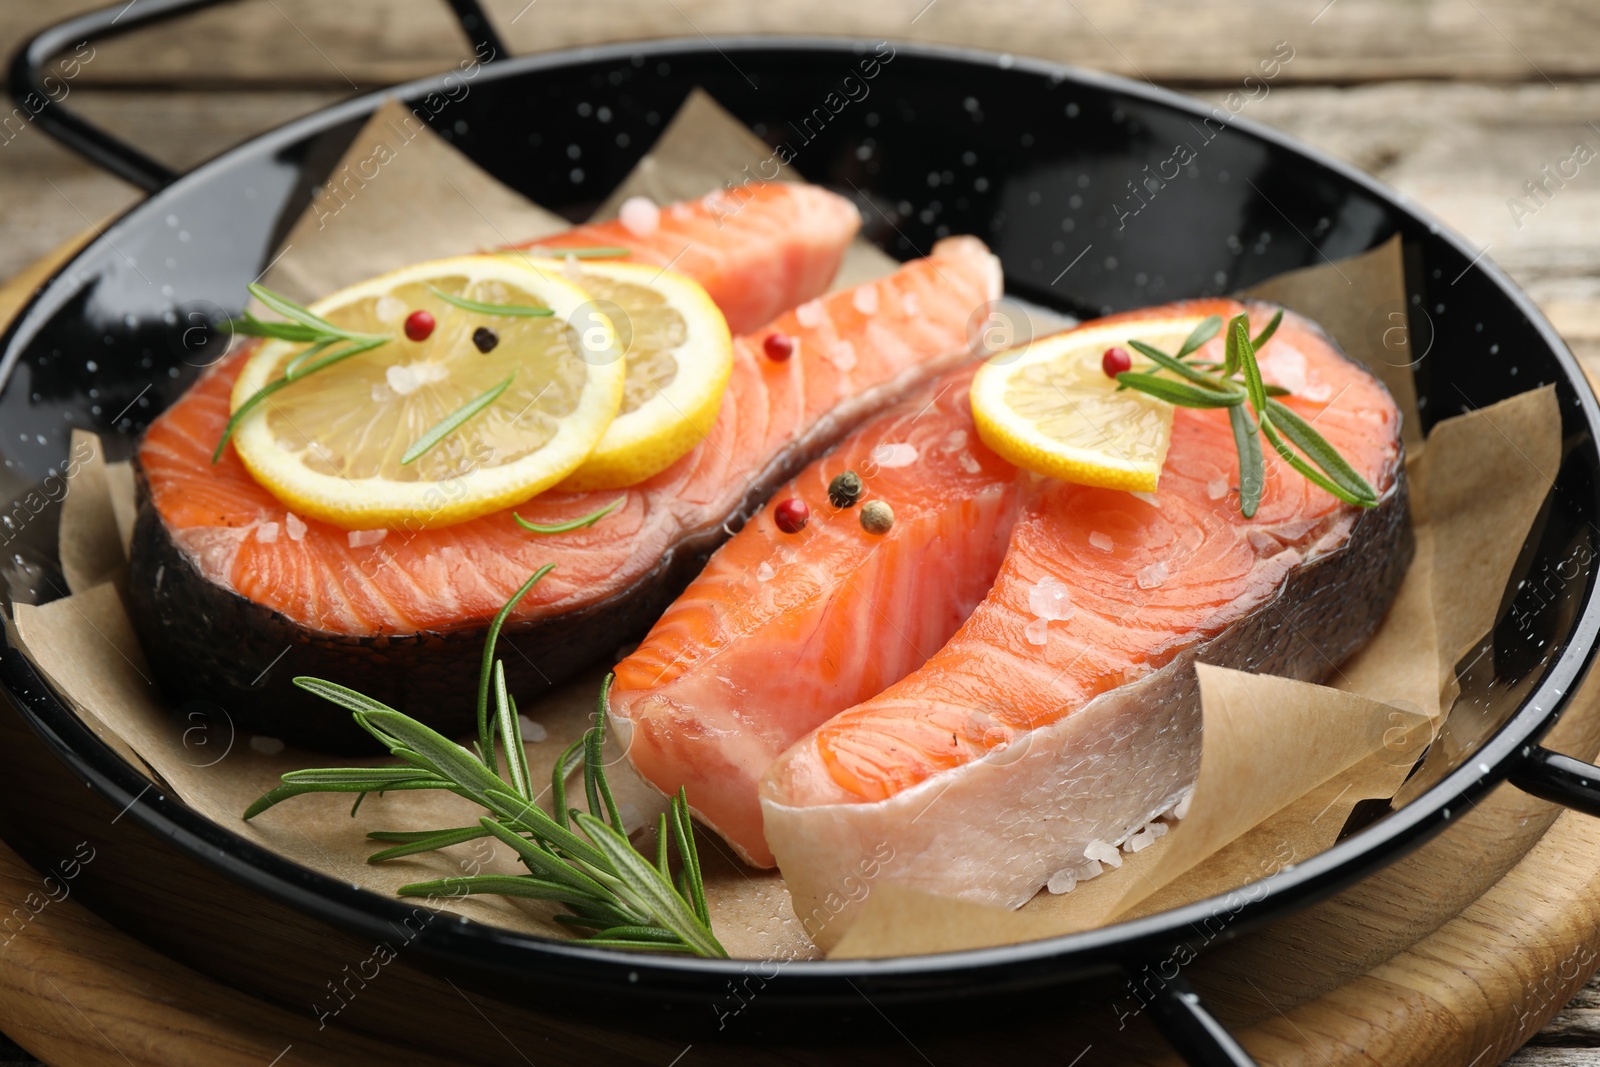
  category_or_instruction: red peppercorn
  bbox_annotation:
[763,332,795,362]
[1101,346,1132,378]
[773,497,810,534]
[404,310,436,342]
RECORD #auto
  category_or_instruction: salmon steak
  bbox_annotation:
[128,224,1001,751]
[528,181,859,336]
[610,364,1024,866]
[758,301,1411,942]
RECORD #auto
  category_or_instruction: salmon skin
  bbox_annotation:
[127,234,1002,751]
[611,364,1024,866]
[529,182,860,336]
[747,300,1411,945]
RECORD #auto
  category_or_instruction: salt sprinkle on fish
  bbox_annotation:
[1207,478,1229,501]
[795,299,825,328]
[618,195,660,237]
[285,512,307,542]
[1135,560,1169,590]
[1027,576,1074,621]
[959,454,982,474]
[831,339,857,371]
[942,429,969,452]
[870,442,919,469]
[348,528,388,549]
[255,522,279,544]
[1046,869,1078,895]
[756,561,776,582]
[852,285,880,315]
[1024,617,1050,646]
[1084,840,1123,869]
[901,291,920,317]
[1088,531,1114,552]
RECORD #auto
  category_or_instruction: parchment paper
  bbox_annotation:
[10,92,1565,962]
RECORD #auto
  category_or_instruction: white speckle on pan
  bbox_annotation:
[1173,789,1194,820]
[618,195,660,237]
[249,735,285,755]
[519,715,548,743]
[1046,869,1078,894]
[870,442,918,468]
[1084,840,1122,869]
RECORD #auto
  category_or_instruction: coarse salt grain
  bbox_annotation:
[852,285,880,315]
[348,528,388,549]
[959,454,982,474]
[1088,531,1114,552]
[562,254,584,282]
[871,442,919,468]
[942,429,969,451]
[285,512,307,542]
[1046,869,1078,895]
[250,735,285,755]
[1173,790,1194,820]
[386,361,450,396]
[795,299,825,328]
[618,195,660,237]
[1135,560,1169,590]
[518,714,548,743]
[1084,840,1123,869]
[255,522,279,544]
[1207,478,1229,500]
[830,340,858,371]
[756,561,776,582]
[901,291,920,317]
[1028,576,1074,621]
[1024,617,1050,646]
[375,295,407,323]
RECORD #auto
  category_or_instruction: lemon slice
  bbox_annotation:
[505,257,732,492]
[971,315,1218,492]
[229,255,624,529]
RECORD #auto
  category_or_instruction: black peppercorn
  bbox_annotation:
[472,326,499,353]
[828,470,863,508]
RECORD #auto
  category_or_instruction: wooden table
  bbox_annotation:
[3,0,1600,1062]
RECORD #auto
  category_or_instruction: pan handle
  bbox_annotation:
[6,0,506,193]
[1509,744,1600,816]
[1135,968,1260,1066]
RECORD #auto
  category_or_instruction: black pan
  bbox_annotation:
[5,2,1600,1064]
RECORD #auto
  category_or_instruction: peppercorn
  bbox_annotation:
[404,309,436,342]
[773,497,810,534]
[1101,346,1132,378]
[763,332,795,362]
[859,500,894,535]
[828,470,863,508]
[473,327,499,353]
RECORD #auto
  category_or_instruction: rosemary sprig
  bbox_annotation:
[400,374,514,465]
[430,286,554,318]
[214,284,393,462]
[1115,311,1379,518]
[243,563,726,957]
[514,497,625,534]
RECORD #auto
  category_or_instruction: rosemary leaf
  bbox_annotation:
[575,812,727,958]
[228,314,323,343]
[493,662,532,799]
[211,335,389,463]
[482,787,608,870]
[430,287,555,318]
[365,825,494,863]
[1126,340,1234,391]
[1229,404,1265,519]
[1236,318,1268,413]
[551,734,586,833]
[248,283,345,336]
[398,874,617,912]
[515,498,625,534]
[656,812,672,882]
[1261,419,1376,507]
[1252,309,1284,350]
[1264,400,1379,505]
[673,789,710,925]
[1176,315,1223,358]
[476,563,555,770]
[1117,372,1245,409]
[243,776,453,819]
[400,374,514,466]
[1222,313,1249,377]
[590,676,626,833]
[590,926,688,944]
[283,338,336,380]
[362,711,508,804]
[477,818,626,905]
[295,677,402,718]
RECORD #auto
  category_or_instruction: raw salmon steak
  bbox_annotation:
[611,364,1024,866]
[758,300,1412,943]
[128,234,1001,751]
[529,181,860,335]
